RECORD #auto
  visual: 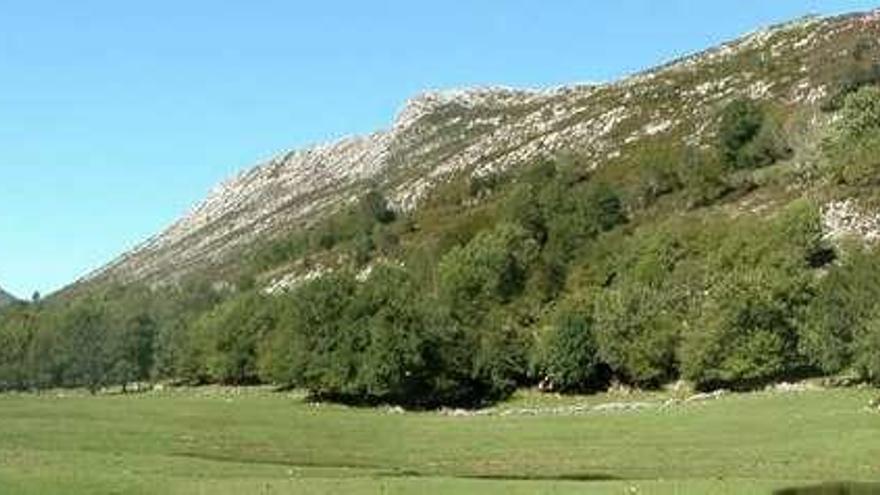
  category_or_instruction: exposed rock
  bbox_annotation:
[764,381,820,393]
[591,401,655,412]
[684,390,728,403]
[823,199,880,243]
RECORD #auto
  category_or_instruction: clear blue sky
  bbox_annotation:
[1,1,876,298]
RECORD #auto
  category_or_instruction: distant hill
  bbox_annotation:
[0,287,18,308]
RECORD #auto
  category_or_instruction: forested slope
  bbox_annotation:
[4,10,880,407]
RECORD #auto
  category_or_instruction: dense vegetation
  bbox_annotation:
[3,82,880,407]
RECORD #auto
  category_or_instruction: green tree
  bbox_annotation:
[199,292,276,385]
[59,299,112,393]
[681,269,805,390]
[594,285,680,387]
[801,246,880,374]
[537,303,606,392]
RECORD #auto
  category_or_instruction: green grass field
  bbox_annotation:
[0,387,878,494]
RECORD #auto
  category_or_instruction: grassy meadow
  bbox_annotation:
[0,387,878,494]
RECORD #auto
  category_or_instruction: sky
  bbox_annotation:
[1,1,878,298]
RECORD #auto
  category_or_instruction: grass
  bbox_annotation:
[0,387,878,494]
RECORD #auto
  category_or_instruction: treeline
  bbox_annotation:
[2,85,880,406]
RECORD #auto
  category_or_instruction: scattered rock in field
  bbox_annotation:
[666,380,692,394]
[819,375,862,388]
[684,390,728,403]
[591,401,654,412]
[440,408,476,417]
[607,380,638,396]
[387,406,405,415]
[765,381,820,393]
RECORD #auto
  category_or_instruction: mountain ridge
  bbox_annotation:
[0,287,18,307]
[74,8,880,293]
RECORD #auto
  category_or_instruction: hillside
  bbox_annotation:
[77,10,880,291]
[5,9,880,406]
[0,287,16,308]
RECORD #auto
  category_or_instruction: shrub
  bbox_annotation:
[261,264,523,408]
[359,189,396,224]
[259,272,358,391]
[719,99,764,166]
[439,223,538,324]
[718,98,790,170]
[681,269,805,390]
[593,285,680,387]
[537,304,606,392]
[835,86,880,140]
[800,247,880,374]
[854,315,880,384]
[197,292,276,385]
[677,149,730,208]
[824,86,880,185]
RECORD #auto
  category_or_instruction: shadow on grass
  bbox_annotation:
[774,483,880,495]
[174,451,620,483]
[380,469,619,482]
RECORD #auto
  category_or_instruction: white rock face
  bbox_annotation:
[823,200,880,243]
[80,12,879,287]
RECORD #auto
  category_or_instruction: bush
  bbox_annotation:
[854,315,880,384]
[258,272,358,391]
[197,292,276,385]
[677,149,730,208]
[824,86,880,185]
[718,99,790,170]
[835,86,880,140]
[261,264,522,408]
[0,306,37,391]
[801,247,880,374]
[359,189,396,224]
[681,269,805,390]
[537,304,606,392]
[439,223,538,325]
[593,285,680,387]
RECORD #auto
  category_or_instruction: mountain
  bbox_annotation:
[14,7,880,404]
[0,287,18,308]
[76,10,880,292]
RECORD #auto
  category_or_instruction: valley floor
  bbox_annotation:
[0,387,878,494]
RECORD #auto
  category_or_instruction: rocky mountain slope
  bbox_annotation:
[79,10,880,290]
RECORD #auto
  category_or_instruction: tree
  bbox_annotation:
[854,315,880,384]
[359,189,396,225]
[108,313,156,391]
[439,223,538,325]
[718,98,764,167]
[593,285,680,387]
[258,272,358,390]
[199,292,276,385]
[717,98,790,170]
[537,303,606,392]
[59,299,112,393]
[0,306,37,391]
[681,269,805,390]
[801,246,880,374]
[824,86,880,185]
